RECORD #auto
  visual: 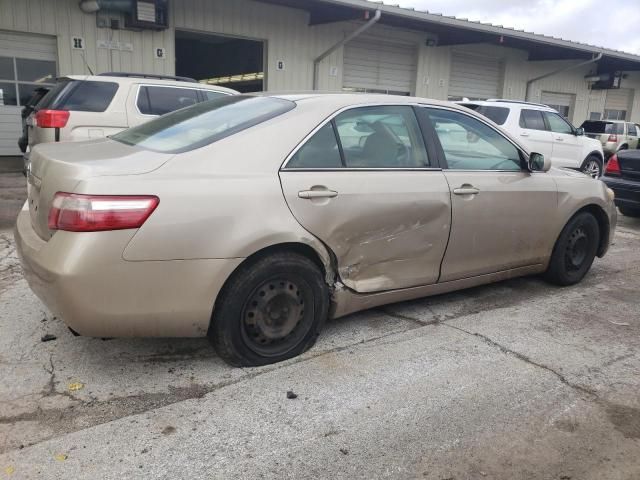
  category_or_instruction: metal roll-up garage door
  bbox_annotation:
[605,88,633,120]
[0,31,57,156]
[343,38,417,95]
[448,53,502,100]
[540,91,574,118]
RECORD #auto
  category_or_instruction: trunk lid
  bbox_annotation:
[27,138,173,240]
[616,150,640,181]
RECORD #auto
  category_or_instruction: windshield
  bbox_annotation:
[460,104,509,125]
[580,121,622,134]
[112,96,295,153]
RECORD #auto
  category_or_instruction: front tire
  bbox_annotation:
[619,206,640,218]
[209,252,329,367]
[544,212,600,286]
[580,155,603,178]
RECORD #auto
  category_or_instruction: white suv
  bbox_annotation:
[459,100,605,178]
[25,73,237,169]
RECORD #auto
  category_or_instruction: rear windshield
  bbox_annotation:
[37,79,118,112]
[460,104,509,125]
[112,95,295,153]
[580,121,623,135]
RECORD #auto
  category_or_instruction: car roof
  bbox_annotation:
[458,99,554,111]
[63,75,238,94]
[259,92,457,110]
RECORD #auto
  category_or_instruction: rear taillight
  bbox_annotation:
[607,134,618,142]
[605,154,621,176]
[48,193,159,232]
[35,109,70,128]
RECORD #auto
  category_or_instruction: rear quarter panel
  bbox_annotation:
[90,104,345,273]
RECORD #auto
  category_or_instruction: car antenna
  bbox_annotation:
[81,51,95,76]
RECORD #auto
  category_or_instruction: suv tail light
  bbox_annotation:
[605,154,621,176]
[48,193,159,232]
[34,109,70,128]
[607,134,618,142]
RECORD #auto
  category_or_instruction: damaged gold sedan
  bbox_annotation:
[15,93,617,366]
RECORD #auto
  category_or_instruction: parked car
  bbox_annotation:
[15,94,617,367]
[580,120,640,159]
[17,86,50,154]
[602,150,640,217]
[459,100,605,178]
[23,72,237,172]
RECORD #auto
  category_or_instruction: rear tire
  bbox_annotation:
[619,206,640,218]
[580,155,603,178]
[544,212,600,286]
[209,252,329,367]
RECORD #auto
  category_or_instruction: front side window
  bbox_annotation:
[519,109,547,131]
[137,86,200,116]
[334,106,429,168]
[113,95,295,153]
[544,112,573,135]
[427,108,522,171]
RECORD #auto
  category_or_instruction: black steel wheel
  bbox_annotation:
[210,252,329,367]
[544,212,600,286]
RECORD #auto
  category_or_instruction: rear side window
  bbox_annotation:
[137,86,200,116]
[53,81,118,112]
[201,90,227,101]
[581,121,622,135]
[460,104,509,125]
[519,109,547,131]
[288,123,342,168]
[112,95,295,153]
[626,123,637,136]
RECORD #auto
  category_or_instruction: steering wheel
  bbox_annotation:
[396,142,410,163]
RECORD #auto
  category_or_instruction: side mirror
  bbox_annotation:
[528,152,551,172]
[575,127,585,136]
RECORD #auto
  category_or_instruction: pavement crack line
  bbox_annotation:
[0,321,426,453]
[443,323,599,399]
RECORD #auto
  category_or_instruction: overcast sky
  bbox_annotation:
[396,0,640,55]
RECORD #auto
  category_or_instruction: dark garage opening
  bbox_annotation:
[175,31,265,93]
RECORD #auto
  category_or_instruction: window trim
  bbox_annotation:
[133,83,233,117]
[281,102,445,171]
[419,105,530,173]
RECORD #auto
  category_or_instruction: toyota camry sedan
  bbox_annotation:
[15,93,617,366]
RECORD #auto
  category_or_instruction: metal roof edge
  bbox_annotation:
[316,0,640,64]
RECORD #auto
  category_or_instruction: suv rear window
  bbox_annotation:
[38,79,118,112]
[581,121,623,135]
[112,95,295,153]
[459,104,509,125]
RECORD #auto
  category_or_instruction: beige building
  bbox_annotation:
[1,0,640,155]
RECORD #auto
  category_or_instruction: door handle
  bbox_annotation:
[453,185,480,195]
[555,137,564,141]
[520,132,530,137]
[298,189,338,199]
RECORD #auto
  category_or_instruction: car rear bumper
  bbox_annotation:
[14,208,242,338]
[603,176,640,209]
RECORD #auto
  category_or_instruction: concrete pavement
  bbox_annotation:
[0,216,639,479]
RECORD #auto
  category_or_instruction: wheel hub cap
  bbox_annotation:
[242,280,306,353]
[566,227,588,270]
[583,161,600,178]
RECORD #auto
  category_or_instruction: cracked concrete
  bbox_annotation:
[0,214,639,478]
